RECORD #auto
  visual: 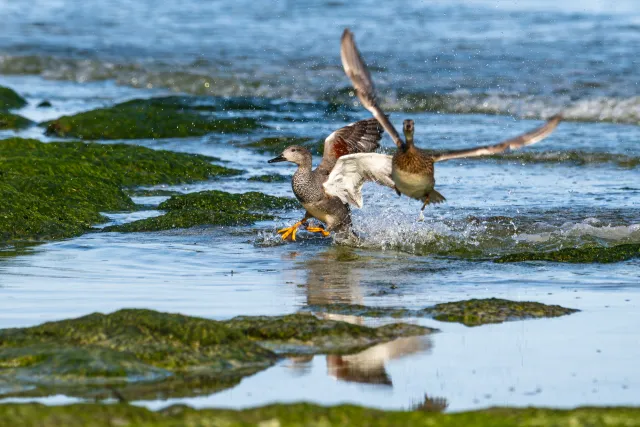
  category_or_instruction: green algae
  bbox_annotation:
[104,210,273,233]
[159,190,296,212]
[223,313,434,355]
[105,190,295,233]
[0,112,32,130]
[485,150,640,169]
[305,298,578,327]
[119,95,273,112]
[248,173,289,183]
[246,136,322,155]
[495,243,640,264]
[126,188,183,197]
[0,308,275,400]
[1,403,640,427]
[0,86,27,110]
[0,309,432,400]
[426,298,578,327]
[42,97,262,140]
[0,138,241,242]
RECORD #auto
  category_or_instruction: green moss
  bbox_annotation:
[0,308,276,399]
[104,209,273,232]
[427,298,578,327]
[0,308,431,400]
[305,298,578,327]
[0,86,27,110]
[495,244,640,264]
[119,95,272,112]
[159,190,296,212]
[105,190,295,233]
[246,136,323,155]
[223,313,434,355]
[248,173,289,183]
[0,138,241,242]
[0,112,32,129]
[43,97,263,140]
[1,403,640,427]
[126,188,182,197]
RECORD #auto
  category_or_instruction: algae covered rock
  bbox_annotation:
[246,136,323,155]
[425,298,578,327]
[495,243,640,264]
[0,308,432,400]
[248,173,289,183]
[0,308,277,400]
[305,298,578,327]
[43,97,262,139]
[105,190,295,233]
[0,112,32,130]
[0,86,27,110]
[0,138,241,241]
[224,313,434,355]
[1,403,640,427]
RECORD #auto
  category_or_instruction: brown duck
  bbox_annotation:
[335,29,563,214]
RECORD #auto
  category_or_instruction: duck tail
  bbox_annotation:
[426,190,446,204]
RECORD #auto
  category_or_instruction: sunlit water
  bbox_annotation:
[0,0,639,414]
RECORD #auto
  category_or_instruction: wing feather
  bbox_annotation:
[317,118,383,173]
[341,29,404,148]
[323,153,394,208]
[433,114,563,162]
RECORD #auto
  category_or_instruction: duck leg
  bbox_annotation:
[305,224,330,237]
[277,213,312,241]
[418,195,430,222]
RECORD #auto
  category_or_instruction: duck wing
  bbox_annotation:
[323,153,395,208]
[341,29,404,148]
[316,117,384,174]
[433,115,563,162]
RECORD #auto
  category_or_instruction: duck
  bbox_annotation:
[268,117,388,241]
[323,29,562,216]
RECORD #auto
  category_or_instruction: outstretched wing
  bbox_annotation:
[433,114,563,162]
[323,153,395,208]
[316,117,384,173]
[341,29,404,148]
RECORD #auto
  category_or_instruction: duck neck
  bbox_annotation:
[402,120,415,153]
[402,132,416,153]
[296,157,313,172]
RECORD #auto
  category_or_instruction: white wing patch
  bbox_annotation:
[323,153,394,208]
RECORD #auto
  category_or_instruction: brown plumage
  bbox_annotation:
[340,28,563,211]
[268,117,384,240]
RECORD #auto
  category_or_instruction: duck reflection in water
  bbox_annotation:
[286,246,442,400]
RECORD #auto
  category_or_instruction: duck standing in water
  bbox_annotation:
[323,29,562,216]
[269,118,389,241]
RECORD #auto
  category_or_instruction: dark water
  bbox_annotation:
[1,0,639,121]
[0,0,639,413]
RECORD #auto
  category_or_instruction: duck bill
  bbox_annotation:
[268,154,287,163]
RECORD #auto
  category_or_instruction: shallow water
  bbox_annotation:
[1,0,640,414]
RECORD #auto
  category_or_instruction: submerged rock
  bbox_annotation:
[246,136,322,155]
[223,313,434,355]
[0,86,27,110]
[0,112,32,130]
[0,138,241,241]
[36,100,53,108]
[1,403,639,426]
[305,298,578,327]
[247,173,289,183]
[495,244,640,264]
[105,190,295,233]
[42,97,262,139]
[0,309,432,400]
[424,298,578,327]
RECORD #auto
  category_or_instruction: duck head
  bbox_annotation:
[268,145,312,166]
